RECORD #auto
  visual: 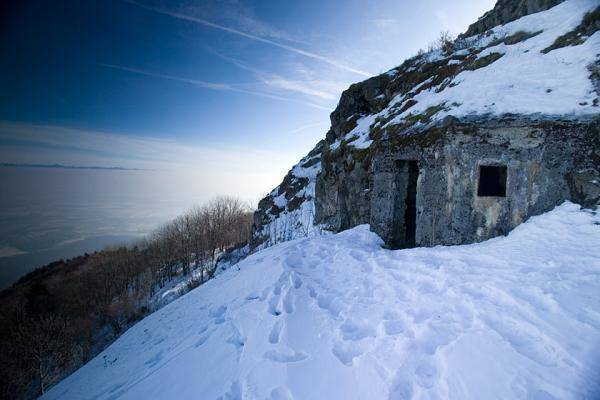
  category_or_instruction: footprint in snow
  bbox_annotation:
[285,253,305,269]
[269,319,284,344]
[283,289,295,313]
[267,293,282,316]
[144,351,163,368]
[331,341,363,366]
[217,381,242,400]
[316,294,344,318]
[209,305,227,324]
[414,361,438,389]
[349,249,368,262]
[340,318,376,341]
[383,319,407,336]
[260,286,271,301]
[416,323,458,355]
[226,324,246,351]
[194,332,210,348]
[270,386,294,400]
[244,291,261,301]
[484,316,559,367]
[291,272,303,289]
[264,347,308,363]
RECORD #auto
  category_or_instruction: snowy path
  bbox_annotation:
[44,203,600,400]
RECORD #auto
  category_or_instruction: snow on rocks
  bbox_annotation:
[401,0,600,120]
[251,142,326,249]
[330,113,376,150]
[331,0,599,152]
[43,202,600,400]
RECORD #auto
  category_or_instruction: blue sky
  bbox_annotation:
[0,0,494,201]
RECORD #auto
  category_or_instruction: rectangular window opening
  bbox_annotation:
[477,165,507,197]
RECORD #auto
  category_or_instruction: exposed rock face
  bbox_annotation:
[462,0,564,37]
[252,0,600,250]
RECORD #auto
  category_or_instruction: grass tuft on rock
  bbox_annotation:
[464,52,504,71]
[541,7,599,54]
[487,30,543,48]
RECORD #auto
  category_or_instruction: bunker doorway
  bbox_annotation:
[392,160,419,249]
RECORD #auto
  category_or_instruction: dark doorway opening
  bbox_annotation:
[392,160,419,249]
[477,165,507,197]
[404,161,419,247]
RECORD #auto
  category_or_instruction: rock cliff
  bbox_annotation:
[252,0,599,249]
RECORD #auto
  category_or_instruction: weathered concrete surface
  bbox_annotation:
[319,116,600,248]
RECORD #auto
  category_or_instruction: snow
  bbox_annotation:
[273,193,287,209]
[257,196,324,248]
[290,157,320,180]
[44,202,600,400]
[388,0,599,124]
[255,152,324,248]
[345,114,376,149]
[330,0,599,152]
[330,113,377,150]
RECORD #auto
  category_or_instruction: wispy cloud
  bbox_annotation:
[206,50,346,102]
[121,0,372,77]
[288,122,328,134]
[101,63,234,90]
[179,0,307,45]
[261,76,338,101]
[100,63,330,110]
[0,122,298,199]
[0,122,281,169]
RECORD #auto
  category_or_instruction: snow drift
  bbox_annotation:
[43,202,600,400]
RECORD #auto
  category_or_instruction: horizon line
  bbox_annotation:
[0,162,153,171]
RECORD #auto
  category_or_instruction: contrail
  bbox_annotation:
[100,63,331,110]
[121,0,372,78]
[289,122,327,134]
[206,50,340,101]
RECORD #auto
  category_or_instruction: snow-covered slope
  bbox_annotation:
[44,202,600,400]
[383,0,599,125]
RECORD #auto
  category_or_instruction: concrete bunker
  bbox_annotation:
[316,118,599,250]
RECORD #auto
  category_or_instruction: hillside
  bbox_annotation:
[33,1,600,398]
[252,0,599,248]
[43,202,600,399]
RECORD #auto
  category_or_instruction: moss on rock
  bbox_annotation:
[541,7,599,54]
[464,52,504,71]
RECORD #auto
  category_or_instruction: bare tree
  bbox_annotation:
[12,315,81,396]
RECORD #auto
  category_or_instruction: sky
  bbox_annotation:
[0,0,495,202]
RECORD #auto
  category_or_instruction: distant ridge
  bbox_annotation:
[0,163,150,171]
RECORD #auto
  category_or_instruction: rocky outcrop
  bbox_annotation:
[462,0,564,37]
[252,0,600,250]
